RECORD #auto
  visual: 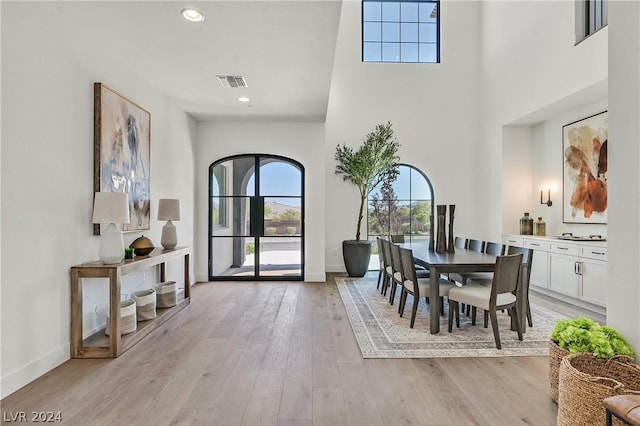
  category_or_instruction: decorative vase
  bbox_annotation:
[436,205,447,254]
[519,213,533,235]
[447,204,456,253]
[534,217,546,236]
[428,214,435,251]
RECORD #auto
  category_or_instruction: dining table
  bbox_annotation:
[401,243,498,334]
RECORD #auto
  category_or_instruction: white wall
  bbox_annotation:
[1,4,196,398]
[480,0,640,354]
[529,98,608,237]
[194,121,326,282]
[607,1,640,354]
[325,1,483,271]
[479,0,608,238]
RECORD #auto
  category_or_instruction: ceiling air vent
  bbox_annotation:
[217,75,248,88]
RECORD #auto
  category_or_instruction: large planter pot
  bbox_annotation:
[343,240,372,277]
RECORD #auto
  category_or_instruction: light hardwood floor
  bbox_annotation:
[3,273,589,426]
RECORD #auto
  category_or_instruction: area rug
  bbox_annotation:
[336,275,568,358]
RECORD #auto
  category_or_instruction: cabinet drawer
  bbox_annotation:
[524,239,550,251]
[503,236,523,247]
[580,247,607,261]
[549,242,580,256]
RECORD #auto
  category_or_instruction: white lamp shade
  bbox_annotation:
[157,199,181,221]
[92,192,130,224]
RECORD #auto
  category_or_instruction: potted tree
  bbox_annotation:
[334,122,400,277]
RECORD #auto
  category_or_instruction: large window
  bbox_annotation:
[576,0,607,43]
[367,164,433,242]
[362,0,439,63]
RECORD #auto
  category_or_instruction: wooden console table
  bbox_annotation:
[70,247,191,358]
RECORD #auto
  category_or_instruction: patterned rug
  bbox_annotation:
[335,275,567,358]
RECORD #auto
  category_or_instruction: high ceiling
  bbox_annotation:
[19,1,343,122]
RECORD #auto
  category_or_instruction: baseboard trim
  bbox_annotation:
[304,273,326,282]
[1,343,70,399]
[325,264,346,273]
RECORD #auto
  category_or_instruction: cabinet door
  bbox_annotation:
[530,250,549,289]
[580,259,607,307]
[549,253,580,297]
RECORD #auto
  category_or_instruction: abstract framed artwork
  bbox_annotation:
[94,83,151,235]
[562,110,608,224]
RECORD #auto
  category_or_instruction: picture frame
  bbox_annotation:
[562,110,607,224]
[94,82,151,235]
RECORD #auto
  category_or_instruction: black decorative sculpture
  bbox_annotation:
[447,204,456,253]
[436,205,447,254]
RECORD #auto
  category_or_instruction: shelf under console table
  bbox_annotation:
[70,247,191,358]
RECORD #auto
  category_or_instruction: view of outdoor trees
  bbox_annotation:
[367,165,432,240]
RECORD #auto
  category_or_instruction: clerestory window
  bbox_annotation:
[576,0,607,44]
[362,0,440,63]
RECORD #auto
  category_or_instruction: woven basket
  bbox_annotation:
[549,340,570,403]
[133,289,156,321]
[557,353,640,426]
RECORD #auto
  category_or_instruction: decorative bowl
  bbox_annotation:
[130,235,155,256]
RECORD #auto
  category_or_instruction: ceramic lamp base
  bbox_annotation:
[161,220,178,249]
[99,223,124,264]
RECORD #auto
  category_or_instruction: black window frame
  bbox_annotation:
[361,0,440,64]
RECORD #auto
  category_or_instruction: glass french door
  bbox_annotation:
[209,154,304,280]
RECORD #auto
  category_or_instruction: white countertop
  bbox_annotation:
[503,234,607,248]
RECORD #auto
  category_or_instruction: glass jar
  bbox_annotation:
[534,217,546,236]
[519,212,533,235]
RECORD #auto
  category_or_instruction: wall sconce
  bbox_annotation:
[540,187,552,207]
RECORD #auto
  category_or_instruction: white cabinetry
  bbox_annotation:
[549,241,581,297]
[525,239,550,290]
[579,247,607,306]
[502,235,606,314]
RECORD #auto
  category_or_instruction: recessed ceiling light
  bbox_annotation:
[238,97,250,102]
[181,8,205,22]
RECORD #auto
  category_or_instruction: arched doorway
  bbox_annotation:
[209,154,304,280]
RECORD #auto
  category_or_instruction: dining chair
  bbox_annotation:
[398,246,456,328]
[380,238,394,296]
[447,253,524,349]
[388,242,405,305]
[506,245,534,327]
[390,234,405,243]
[460,241,506,319]
[467,239,485,253]
[454,236,468,249]
[458,241,505,284]
[375,237,385,290]
[449,238,487,287]
[390,234,430,276]
[467,245,533,328]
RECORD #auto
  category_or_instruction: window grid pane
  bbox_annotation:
[367,165,433,243]
[363,0,439,64]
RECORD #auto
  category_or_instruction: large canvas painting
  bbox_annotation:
[94,83,151,234]
[563,111,608,224]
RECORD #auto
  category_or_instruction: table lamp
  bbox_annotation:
[92,192,130,264]
[158,199,181,249]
